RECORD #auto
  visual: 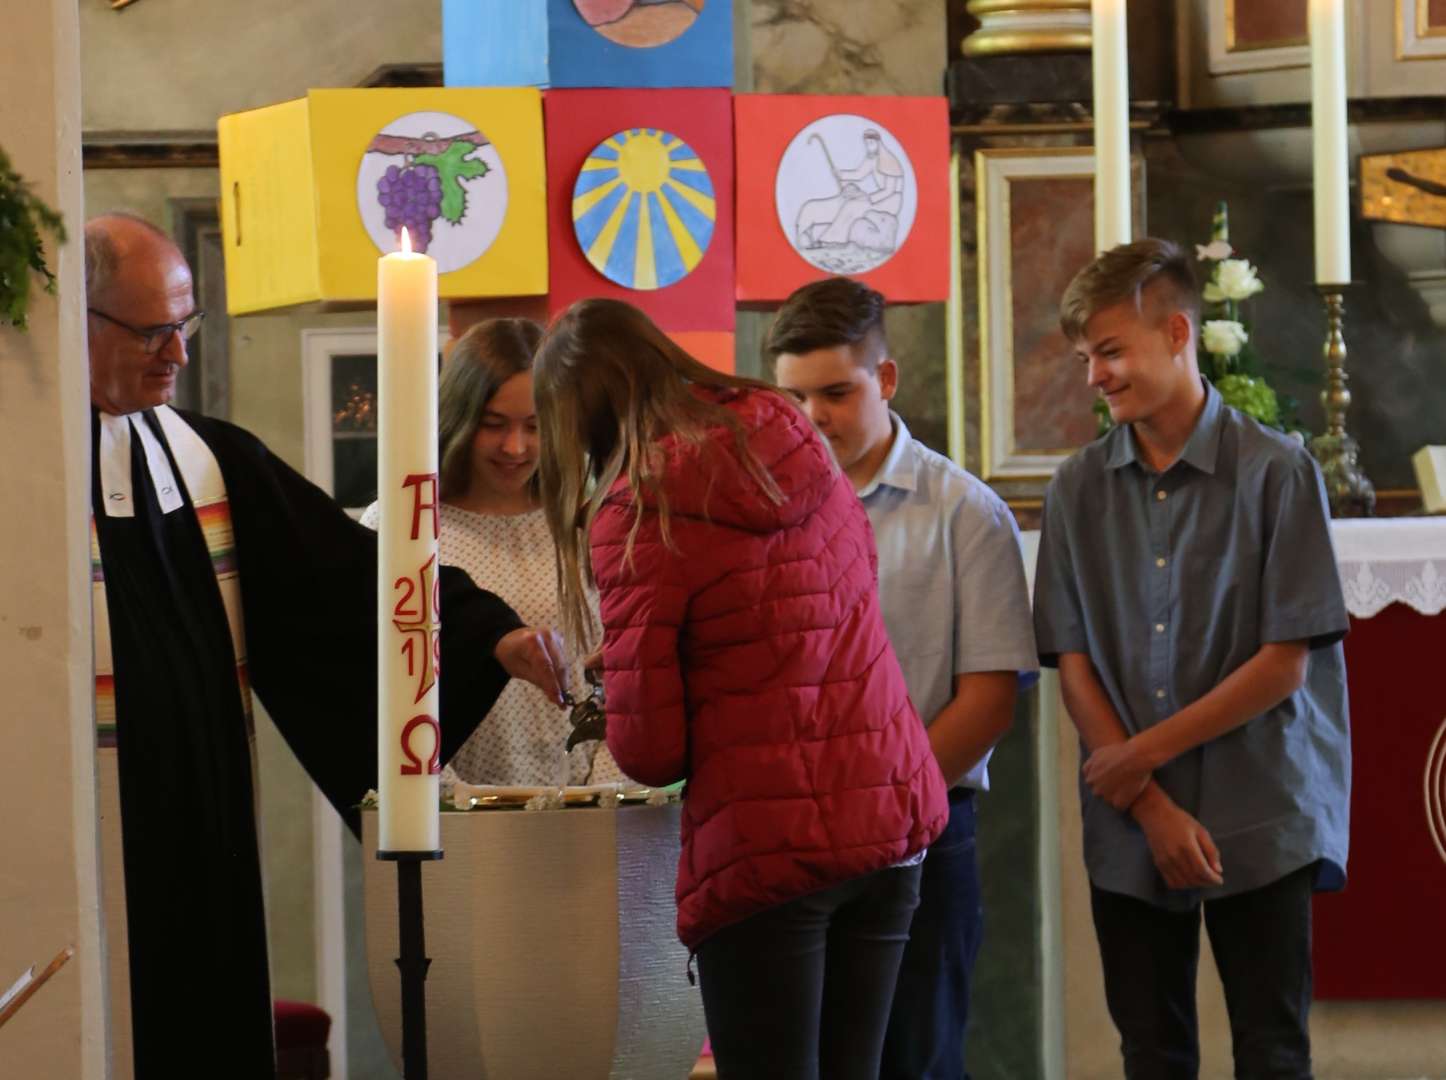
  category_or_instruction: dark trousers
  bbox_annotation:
[1090,863,1318,1080]
[880,788,982,1080]
[696,864,924,1080]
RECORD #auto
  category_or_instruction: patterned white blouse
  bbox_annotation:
[361,501,623,786]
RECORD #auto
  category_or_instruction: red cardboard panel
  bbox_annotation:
[670,330,735,374]
[734,94,950,303]
[546,88,735,331]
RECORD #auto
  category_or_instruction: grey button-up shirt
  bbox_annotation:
[860,414,1039,791]
[1033,382,1350,909]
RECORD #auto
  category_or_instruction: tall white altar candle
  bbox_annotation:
[1091,0,1131,252]
[1310,0,1351,284]
[377,229,442,854]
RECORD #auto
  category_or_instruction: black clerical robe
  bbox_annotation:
[90,407,520,1078]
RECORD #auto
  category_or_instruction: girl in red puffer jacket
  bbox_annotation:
[534,299,947,1080]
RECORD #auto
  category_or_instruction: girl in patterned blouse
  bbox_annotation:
[363,318,622,786]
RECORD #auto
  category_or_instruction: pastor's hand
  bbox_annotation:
[494,627,568,706]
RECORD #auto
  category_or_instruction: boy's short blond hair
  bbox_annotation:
[1059,238,1200,342]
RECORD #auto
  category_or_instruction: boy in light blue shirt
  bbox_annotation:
[769,277,1038,1080]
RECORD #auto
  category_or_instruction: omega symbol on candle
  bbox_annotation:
[393,553,441,704]
[399,714,442,776]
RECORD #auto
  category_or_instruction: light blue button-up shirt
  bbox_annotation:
[1033,382,1351,909]
[859,414,1039,791]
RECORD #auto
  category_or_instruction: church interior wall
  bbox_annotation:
[77,0,442,134]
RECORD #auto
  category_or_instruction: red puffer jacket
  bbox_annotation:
[594,387,947,950]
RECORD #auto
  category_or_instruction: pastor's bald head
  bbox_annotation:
[84,214,195,415]
[84,213,184,308]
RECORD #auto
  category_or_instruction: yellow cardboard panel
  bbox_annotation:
[220,88,547,314]
[219,98,322,315]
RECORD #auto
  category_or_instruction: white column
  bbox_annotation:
[1091,0,1131,252]
[0,1,107,1075]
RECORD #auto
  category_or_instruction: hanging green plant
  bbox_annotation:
[0,145,67,331]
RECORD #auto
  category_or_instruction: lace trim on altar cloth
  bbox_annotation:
[1332,519,1446,619]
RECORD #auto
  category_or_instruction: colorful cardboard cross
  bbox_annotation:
[217,0,952,361]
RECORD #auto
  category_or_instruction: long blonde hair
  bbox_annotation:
[533,299,784,647]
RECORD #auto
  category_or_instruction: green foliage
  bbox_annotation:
[413,141,490,225]
[0,145,67,331]
[1214,373,1280,427]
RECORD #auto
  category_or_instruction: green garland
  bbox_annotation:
[0,145,67,331]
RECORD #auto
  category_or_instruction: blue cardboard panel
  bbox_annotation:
[444,0,550,88]
[548,0,733,90]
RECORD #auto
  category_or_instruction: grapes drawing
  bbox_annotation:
[356,111,510,274]
[378,163,443,252]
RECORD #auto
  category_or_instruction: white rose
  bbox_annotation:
[1202,319,1249,357]
[1212,258,1265,301]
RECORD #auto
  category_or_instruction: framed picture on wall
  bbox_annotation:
[1205,0,1308,75]
[974,147,1144,482]
[1397,0,1446,60]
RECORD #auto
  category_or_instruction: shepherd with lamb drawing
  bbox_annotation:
[794,129,905,266]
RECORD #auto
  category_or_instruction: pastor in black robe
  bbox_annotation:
[91,407,521,1078]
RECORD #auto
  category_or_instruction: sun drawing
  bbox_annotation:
[571,128,715,290]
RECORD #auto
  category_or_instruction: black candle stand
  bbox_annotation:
[375,848,443,1079]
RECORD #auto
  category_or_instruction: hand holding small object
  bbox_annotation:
[494,627,569,706]
[565,665,607,752]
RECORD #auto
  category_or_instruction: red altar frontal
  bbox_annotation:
[1313,518,1446,999]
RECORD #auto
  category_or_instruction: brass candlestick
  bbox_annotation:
[1308,286,1375,518]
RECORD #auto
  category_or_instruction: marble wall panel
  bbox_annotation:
[750,0,947,97]
[1008,176,1099,455]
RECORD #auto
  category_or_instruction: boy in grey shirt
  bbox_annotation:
[1034,239,1350,1079]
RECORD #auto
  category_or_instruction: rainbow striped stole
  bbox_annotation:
[92,407,251,747]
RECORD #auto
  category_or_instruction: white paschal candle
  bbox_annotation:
[377,228,441,854]
[1310,0,1351,284]
[1091,0,1131,252]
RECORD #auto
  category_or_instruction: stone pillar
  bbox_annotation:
[0,1,107,1075]
[961,0,1091,58]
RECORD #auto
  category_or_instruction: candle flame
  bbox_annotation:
[400,227,413,255]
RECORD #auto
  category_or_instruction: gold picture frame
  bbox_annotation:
[976,148,1101,482]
